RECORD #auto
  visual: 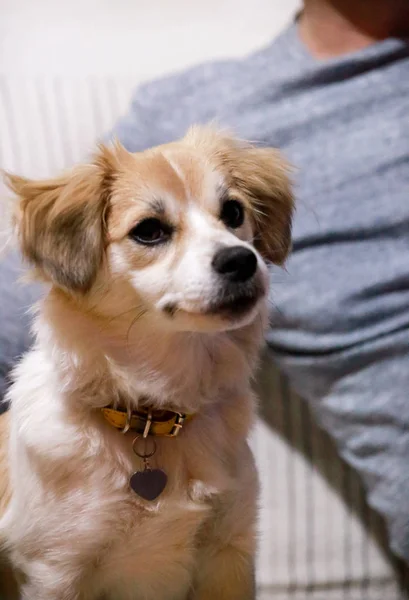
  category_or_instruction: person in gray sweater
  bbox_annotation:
[1,0,409,566]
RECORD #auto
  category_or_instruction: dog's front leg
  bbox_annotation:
[189,543,256,600]
[189,442,258,600]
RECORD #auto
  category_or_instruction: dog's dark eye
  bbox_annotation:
[220,199,245,229]
[129,218,172,246]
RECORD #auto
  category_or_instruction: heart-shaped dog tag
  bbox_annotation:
[130,469,168,501]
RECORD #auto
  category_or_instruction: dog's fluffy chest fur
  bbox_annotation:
[2,301,259,600]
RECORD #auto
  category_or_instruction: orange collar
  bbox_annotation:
[101,406,194,437]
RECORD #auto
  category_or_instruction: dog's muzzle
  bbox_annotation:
[209,245,264,317]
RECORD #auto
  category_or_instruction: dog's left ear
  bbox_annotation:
[232,147,294,265]
[4,144,121,292]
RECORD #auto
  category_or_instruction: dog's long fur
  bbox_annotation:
[0,127,293,600]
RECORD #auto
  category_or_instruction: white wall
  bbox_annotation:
[1,0,300,80]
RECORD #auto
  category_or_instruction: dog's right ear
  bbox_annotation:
[4,144,123,293]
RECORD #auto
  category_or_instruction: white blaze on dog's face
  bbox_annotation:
[6,126,294,333]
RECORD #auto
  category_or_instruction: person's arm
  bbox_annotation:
[0,251,43,408]
[105,59,231,151]
[105,65,214,151]
[105,80,169,151]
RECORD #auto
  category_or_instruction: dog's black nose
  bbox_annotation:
[212,246,257,282]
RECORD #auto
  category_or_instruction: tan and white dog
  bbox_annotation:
[0,126,293,600]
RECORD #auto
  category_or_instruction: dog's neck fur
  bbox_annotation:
[34,288,265,417]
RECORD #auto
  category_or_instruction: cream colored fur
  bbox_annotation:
[0,126,293,600]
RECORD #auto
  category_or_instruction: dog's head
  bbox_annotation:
[5,127,294,333]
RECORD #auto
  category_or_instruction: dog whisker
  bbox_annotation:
[267,298,286,319]
[125,307,148,349]
[107,307,145,324]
